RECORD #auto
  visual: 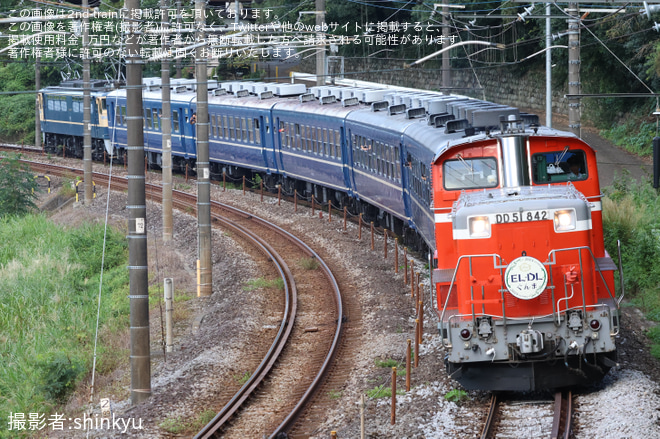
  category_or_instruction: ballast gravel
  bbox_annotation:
[36,166,660,439]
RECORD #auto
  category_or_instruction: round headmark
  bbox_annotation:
[504,256,548,300]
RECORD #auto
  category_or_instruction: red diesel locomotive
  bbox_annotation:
[433,116,621,391]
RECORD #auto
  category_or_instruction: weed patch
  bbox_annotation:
[243,277,284,291]
[0,215,128,437]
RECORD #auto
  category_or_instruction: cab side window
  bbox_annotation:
[532,149,587,183]
[443,157,498,190]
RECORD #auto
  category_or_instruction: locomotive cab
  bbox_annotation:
[434,118,621,391]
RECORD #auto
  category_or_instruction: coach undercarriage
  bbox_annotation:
[44,133,107,161]
[76,144,423,250]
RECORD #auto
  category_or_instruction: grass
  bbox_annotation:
[602,173,660,358]
[159,409,217,435]
[234,370,251,385]
[299,256,319,270]
[174,183,192,191]
[375,358,407,377]
[444,389,469,403]
[243,277,284,291]
[0,214,128,438]
[600,120,656,157]
[366,384,405,398]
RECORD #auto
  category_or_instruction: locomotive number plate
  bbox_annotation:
[495,210,548,224]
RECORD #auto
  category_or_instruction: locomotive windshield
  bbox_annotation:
[532,149,587,183]
[443,156,498,190]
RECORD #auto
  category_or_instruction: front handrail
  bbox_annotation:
[617,240,625,306]
[438,247,620,346]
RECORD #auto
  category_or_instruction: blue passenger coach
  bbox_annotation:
[38,79,112,159]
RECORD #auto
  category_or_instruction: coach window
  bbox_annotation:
[210,115,216,137]
[278,121,286,146]
[241,117,248,142]
[532,149,588,183]
[228,117,234,140]
[253,119,261,143]
[294,124,301,150]
[153,109,160,130]
[394,146,401,180]
[301,125,308,151]
[172,110,179,132]
[443,157,498,190]
[121,106,127,126]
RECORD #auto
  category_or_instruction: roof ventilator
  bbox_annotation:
[299,93,315,103]
[213,88,227,96]
[427,113,447,126]
[406,107,426,119]
[259,91,274,100]
[388,103,406,115]
[342,97,360,107]
[235,89,250,98]
[371,100,389,112]
[433,114,456,128]
[445,118,470,134]
[320,95,337,105]
[175,85,187,93]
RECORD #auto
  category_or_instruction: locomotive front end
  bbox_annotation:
[433,125,621,391]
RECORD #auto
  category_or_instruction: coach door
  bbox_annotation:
[344,128,359,197]
[258,115,277,173]
[171,107,186,158]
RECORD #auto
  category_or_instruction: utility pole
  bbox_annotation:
[35,20,41,151]
[83,0,93,203]
[567,2,581,137]
[162,0,173,242]
[126,0,151,405]
[442,5,451,94]
[196,0,212,297]
[546,2,552,128]
[316,0,325,86]
[176,0,182,78]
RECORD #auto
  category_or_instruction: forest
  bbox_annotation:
[1,0,660,144]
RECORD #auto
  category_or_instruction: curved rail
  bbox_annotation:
[480,393,499,439]
[193,215,298,439]
[24,161,344,438]
[481,391,572,439]
[551,390,572,439]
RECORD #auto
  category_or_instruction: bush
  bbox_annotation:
[602,174,660,316]
[0,94,35,144]
[36,352,85,403]
[0,154,39,217]
[600,120,656,157]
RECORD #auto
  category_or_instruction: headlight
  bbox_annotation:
[554,209,576,232]
[468,216,491,238]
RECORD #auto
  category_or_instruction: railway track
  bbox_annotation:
[481,391,573,439]
[23,160,346,438]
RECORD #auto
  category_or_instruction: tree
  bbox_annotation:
[0,154,39,217]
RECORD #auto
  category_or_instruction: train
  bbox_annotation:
[37,78,622,391]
